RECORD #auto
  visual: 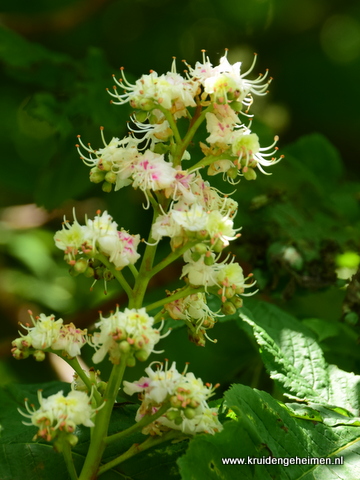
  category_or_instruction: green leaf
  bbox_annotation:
[283,134,344,191]
[178,384,360,479]
[284,403,360,427]
[238,302,360,414]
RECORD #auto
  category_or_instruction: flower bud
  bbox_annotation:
[202,316,216,329]
[135,110,149,122]
[12,348,30,360]
[166,409,180,421]
[225,287,235,299]
[212,239,226,253]
[105,171,117,184]
[135,349,149,362]
[97,381,107,395]
[243,167,257,181]
[187,328,206,347]
[84,266,95,278]
[204,255,215,266]
[191,251,202,262]
[171,236,186,250]
[195,230,209,241]
[221,301,237,315]
[184,407,196,419]
[102,181,113,193]
[194,243,208,255]
[90,167,106,184]
[126,356,136,367]
[98,159,112,171]
[73,259,88,274]
[230,101,243,112]
[170,395,182,409]
[153,143,169,154]
[230,296,243,309]
[226,167,239,179]
[69,266,80,277]
[174,416,183,426]
[119,341,131,353]
[33,350,46,362]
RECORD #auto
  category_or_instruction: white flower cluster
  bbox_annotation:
[77,50,280,196]
[151,173,240,251]
[19,389,97,443]
[11,312,87,360]
[90,307,166,365]
[77,133,178,201]
[123,361,222,436]
[164,291,219,346]
[54,210,140,271]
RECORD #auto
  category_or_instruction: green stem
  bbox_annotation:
[145,285,204,313]
[78,359,128,480]
[104,402,171,445]
[94,253,133,299]
[62,440,79,480]
[129,209,160,309]
[128,263,139,279]
[156,105,182,146]
[98,430,183,475]
[153,310,169,324]
[182,104,214,152]
[65,357,102,406]
[149,240,199,279]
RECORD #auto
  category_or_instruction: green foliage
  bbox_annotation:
[0,26,130,209]
[179,384,360,479]
[239,301,360,413]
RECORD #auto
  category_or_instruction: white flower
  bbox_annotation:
[91,307,163,364]
[12,312,88,360]
[54,213,91,263]
[232,130,281,174]
[151,212,182,242]
[216,261,245,289]
[86,210,118,241]
[124,361,183,403]
[206,210,240,247]
[19,389,97,442]
[171,204,208,232]
[51,323,87,357]
[97,229,141,270]
[187,51,270,107]
[181,252,219,288]
[132,150,177,193]
[23,313,63,350]
[108,59,198,117]
[205,112,237,145]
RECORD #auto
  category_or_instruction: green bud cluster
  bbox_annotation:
[69,259,114,284]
